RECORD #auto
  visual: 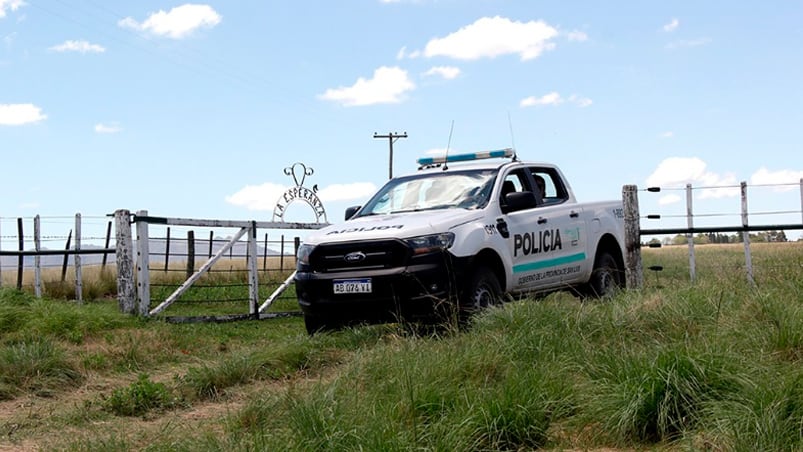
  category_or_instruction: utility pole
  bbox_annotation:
[373,131,407,179]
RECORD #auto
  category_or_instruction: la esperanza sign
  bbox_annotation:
[272,162,327,223]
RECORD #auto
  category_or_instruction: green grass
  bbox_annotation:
[1,242,803,450]
[103,373,179,417]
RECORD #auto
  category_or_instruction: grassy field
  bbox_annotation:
[0,242,801,450]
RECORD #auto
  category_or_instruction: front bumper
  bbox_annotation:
[295,251,467,325]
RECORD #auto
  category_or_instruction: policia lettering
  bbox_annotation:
[514,229,562,257]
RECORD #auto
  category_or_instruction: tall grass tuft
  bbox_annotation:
[1,288,131,344]
[0,338,83,399]
[703,368,803,450]
[582,342,739,444]
[103,373,179,417]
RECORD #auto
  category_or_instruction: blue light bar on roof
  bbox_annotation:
[416,148,515,166]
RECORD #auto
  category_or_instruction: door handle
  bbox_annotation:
[570,211,579,218]
[537,217,547,225]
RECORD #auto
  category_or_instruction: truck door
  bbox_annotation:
[531,168,590,285]
[501,168,588,292]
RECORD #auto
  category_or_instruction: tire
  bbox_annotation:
[585,252,623,299]
[461,266,502,313]
[303,314,338,335]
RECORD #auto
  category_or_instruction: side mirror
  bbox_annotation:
[503,191,537,213]
[344,206,361,220]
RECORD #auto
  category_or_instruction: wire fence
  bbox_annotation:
[0,213,311,317]
[625,178,803,287]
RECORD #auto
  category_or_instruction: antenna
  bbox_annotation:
[443,120,454,171]
[507,112,518,161]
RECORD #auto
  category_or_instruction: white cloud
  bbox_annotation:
[520,92,591,108]
[658,194,682,206]
[520,92,563,107]
[19,201,39,209]
[422,16,558,61]
[317,183,377,202]
[118,4,221,39]
[94,122,122,134]
[319,66,415,107]
[663,18,679,32]
[750,167,803,192]
[0,103,46,125]
[645,157,739,199]
[423,148,450,157]
[397,46,421,59]
[225,182,287,211]
[666,37,711,49]
[568,94,592,107]
[50,40,105,53]
[0,0,25,18]
[567,30,588,42]
[226,182,377,211]
[423,66,461,80]
[660,131,674,138]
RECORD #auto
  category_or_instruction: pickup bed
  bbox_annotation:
[295,149,626,334]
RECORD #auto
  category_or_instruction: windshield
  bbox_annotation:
[356,169,497,217]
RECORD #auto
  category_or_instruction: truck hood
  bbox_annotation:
[305,209,482,245]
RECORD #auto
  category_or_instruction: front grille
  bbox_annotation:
[309,240,410,272]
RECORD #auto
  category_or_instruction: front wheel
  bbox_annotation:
[460,266,502,313]
[303,314,340,336]
[585,252,623,299]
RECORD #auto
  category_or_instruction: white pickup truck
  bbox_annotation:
[295,149,626,334]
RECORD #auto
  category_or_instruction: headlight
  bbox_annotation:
[406,232,455,255]
[297,244,315,266]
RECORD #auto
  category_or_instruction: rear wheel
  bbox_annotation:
[585,252,623,298]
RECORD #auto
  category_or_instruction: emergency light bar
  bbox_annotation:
[416,148,515,166]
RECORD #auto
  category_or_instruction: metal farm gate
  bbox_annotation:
[114,209,326,322]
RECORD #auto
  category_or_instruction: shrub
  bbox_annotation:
[104,373,177,417]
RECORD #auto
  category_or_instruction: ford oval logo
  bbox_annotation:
[344,251,366,263]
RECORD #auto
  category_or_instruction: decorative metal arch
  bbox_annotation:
[272,162,327,223]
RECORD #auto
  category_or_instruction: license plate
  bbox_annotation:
[333,278,372,294]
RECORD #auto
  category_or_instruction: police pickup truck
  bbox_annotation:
[295,148,626,334]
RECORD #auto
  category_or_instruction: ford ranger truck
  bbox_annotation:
[295,148,626,334]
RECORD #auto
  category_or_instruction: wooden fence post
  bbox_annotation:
[263,233,268,272]
[16,218,23,290]
[101,221,112,270]
[164,227,171,273]
[115,209,136,314]
[74,213,83,303]
[623,185,643,289]
[34,215,42,298]
[186,230,195,278]
[685,184,696,283]
[741,182,755,286]
[61,231,72,282]
[136,210,151,316]
[247,222,259,316]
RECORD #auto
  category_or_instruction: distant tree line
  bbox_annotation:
[648,230,792,246]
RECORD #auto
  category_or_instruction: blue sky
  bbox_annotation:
[1,0,802,243]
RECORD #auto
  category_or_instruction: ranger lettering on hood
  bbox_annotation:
[327,225,404,235]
